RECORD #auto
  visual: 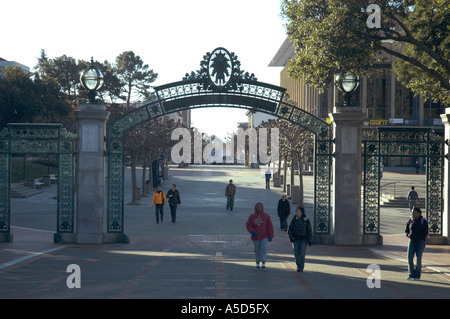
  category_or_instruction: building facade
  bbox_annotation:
[269,38,445,167]
[269,38,445,129]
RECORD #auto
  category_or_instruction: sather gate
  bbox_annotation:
[1,48,447,244]
[106,48,333,243]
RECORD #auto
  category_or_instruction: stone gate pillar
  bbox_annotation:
[329,107,365,245]
[439,108,450,244]
[75,103,110,244]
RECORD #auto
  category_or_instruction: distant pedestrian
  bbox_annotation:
[406,186,419,211]
[287,207,312,272]
[380,162,384,179]
[152,185,166,224]
[415,161,420,174]
[265,168,272,189]
[167,184,181,223]
[277,194,290,231]
[405,207,429,280]
[246,202,274,271]
[225,179,236,211]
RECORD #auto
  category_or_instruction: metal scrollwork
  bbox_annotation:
[106,48,333,236]
[362,127,444,236]
[0,124,76,238]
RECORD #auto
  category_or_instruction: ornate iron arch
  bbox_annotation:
[106,48,333,239]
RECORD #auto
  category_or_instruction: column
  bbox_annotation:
[75,103,110,244]
[329,106,365,245]
[439,108,450,244]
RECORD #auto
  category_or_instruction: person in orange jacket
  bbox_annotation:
[246,202,274,271]
[152,185,166,224]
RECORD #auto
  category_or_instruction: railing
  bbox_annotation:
[380,182,396,198]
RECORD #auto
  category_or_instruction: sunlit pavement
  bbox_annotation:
[1,165,449,300]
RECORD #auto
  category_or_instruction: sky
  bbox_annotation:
[1,0,287,139]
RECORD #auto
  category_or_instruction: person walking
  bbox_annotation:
[405,207,429,280]
[406,186,419,212]
[152,185,166,224]
[246,202,274,271]
[225,179,236,211]
[277,194,290,231]
[287,207,312,272]
[265,168,272,189]
[167,184,181,223]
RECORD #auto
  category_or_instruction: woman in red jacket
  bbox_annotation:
[246,202,274,271]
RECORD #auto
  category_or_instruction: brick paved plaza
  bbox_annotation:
[1,166,449,306]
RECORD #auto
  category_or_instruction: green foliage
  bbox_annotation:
[115,51,158,106]
[0,66,72,128]
[11,158,58,183]
[281,0,450,105]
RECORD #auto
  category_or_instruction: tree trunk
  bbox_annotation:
[129,153,139,205]
[298,155,304,207]
[290,158,295,188]
[283,155,287,193]
[141,159,147,197]
[149,158,154,192]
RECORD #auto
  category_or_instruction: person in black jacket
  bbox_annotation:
[405,207,429,280]
[277,194,290,231]
[287,207,312,272]
[167,184,181,223]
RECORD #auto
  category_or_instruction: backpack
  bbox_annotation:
[408,191,418,201]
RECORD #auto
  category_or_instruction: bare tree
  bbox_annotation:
[259,119,313,206]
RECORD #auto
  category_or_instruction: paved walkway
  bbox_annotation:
[1,166,449,302]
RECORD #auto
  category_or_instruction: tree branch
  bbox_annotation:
[375,43,450,90]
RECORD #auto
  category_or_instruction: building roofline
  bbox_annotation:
[268,37,295,67]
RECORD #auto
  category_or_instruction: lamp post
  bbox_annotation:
[329,71,366,245]
[80,57,104,103]
[335,73,359,106]
[75,57,115,244]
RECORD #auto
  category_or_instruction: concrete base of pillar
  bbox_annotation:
[313,234,334,245]
[362,234,383,245]
[0,233,13,242]
[427,236,449,245]
[334,234,362,246]
[53,232,130,244]
[104,232,130,244]
[76,233,105,244]
[54,233,75,243]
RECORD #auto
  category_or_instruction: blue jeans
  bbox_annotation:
[253,238,268,263]
[155,204,164,223]
[293,238,308,271]
[407,240,426,279]
[226,196,234,210]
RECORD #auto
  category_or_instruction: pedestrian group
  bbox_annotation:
[149,179,429,279]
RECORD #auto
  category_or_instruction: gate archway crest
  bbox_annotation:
[106,48,333,242]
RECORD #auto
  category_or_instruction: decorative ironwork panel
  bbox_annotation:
[426,132,444,235]
[363,130,380,234]
[314,149,332,233]
[0,124,76,238]
[0,154,10,233]
[109,106,151,138]
[107,152,124,232]
[58,154,74,232]
[362,128,444,236]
